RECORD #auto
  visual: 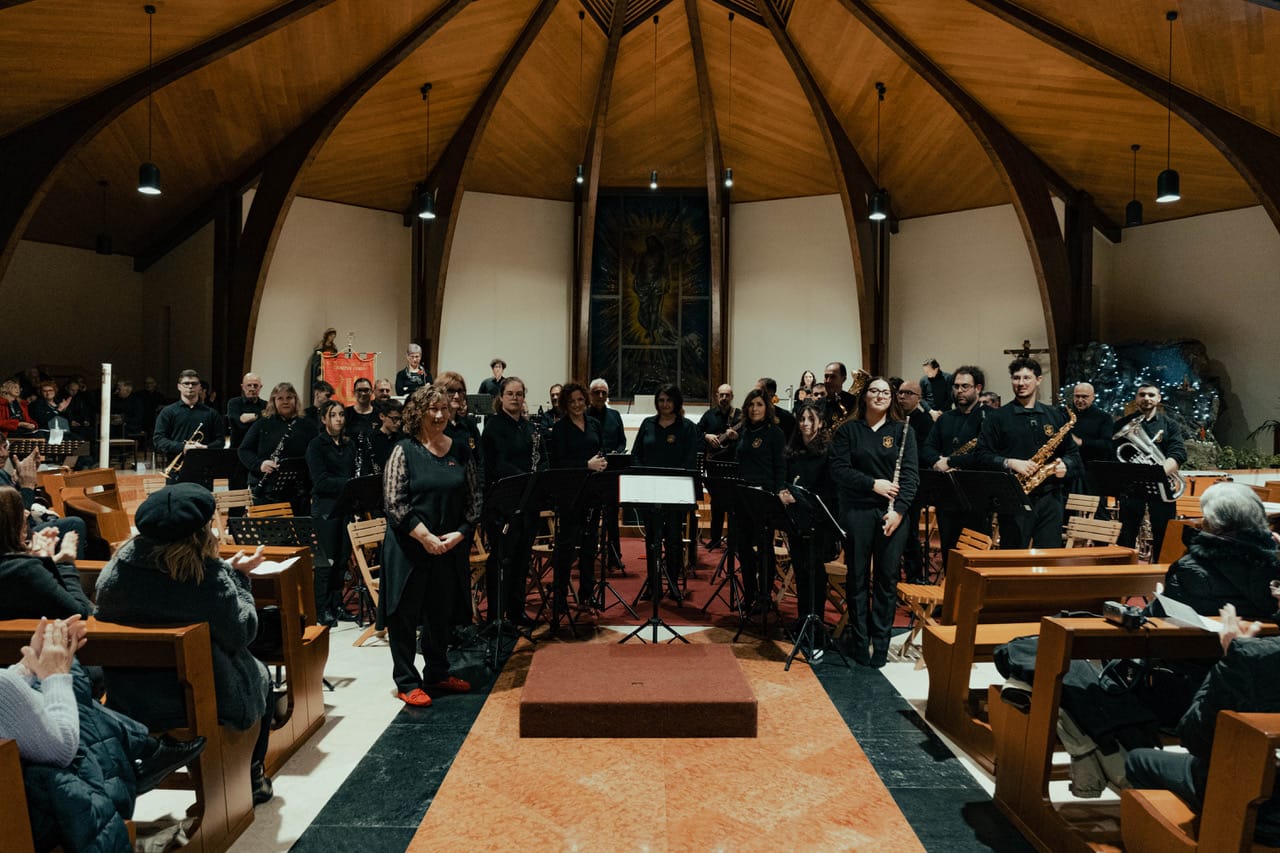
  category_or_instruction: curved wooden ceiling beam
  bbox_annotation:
[685,0,728,389]
[573,0,627,381]
[231,0,473,388]
[840,0,1077,375]
[0,0,338,285]
[965,0,1280,236]
[759,0,877,372]
[413,0,559,371]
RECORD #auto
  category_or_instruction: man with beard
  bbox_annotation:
[920,366,992,554]
[697,384,741,549]
[821,362,858,427]
[1114,383,1186,560]
[1070,382,1116,515]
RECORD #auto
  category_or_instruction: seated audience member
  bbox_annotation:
[1125,606,1280,846]
[15,366,47,403]
[94,484,276,805]
[1,379,38,436]
[140,376,167,432]
[109,380,147,439]
[0,486,84,618]
[1149,481,1280,621]
[59,377,96,435]
[0,441,87,558]
[30,381,70,433]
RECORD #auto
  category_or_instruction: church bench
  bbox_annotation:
[939,545,1137,625]
[0,619,255,853]
[1121,711,1280,853]
[0,739,37,853]
[217,544,329,778]
[923,562,1165,771]
[990,617,1276,853]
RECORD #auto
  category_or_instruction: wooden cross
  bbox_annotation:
[1002,339,1050,360]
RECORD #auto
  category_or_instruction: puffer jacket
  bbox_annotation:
[22,665,149,853]
[1150,528,1280,620]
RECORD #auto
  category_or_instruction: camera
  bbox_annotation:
[1103,600,1146,630]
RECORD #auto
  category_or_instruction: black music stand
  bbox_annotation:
[732,484,789,642]
[333,474,384,518]
[581,457,638,618]
[617,469,698,644]
[782,483,849,670]
[701,460,744,614]
[952,470,1032,517]
[174,448,238,490]
[479,473,540,668]
[253,456,310,507]
[527,467,593,638]
[1087,461,1167,503]
[917,469,969,581]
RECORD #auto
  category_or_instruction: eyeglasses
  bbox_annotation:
[866,388,892,397]
[590,389,607,396]
[178,381,199,387]
[953,382,974,390]
[445,387,465,395]
[896,389,919,397]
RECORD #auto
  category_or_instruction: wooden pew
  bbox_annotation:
[939,545,1138,625]
[989,616,1258,853]
[0,739,36,853]
[0,619,256,853]
[218,544,329,778]
[1122,711,1280,853]
[923,562,1165,771]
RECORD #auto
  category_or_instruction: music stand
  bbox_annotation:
[700,460,745,614]
[1086,461,1167,502]
[333,474,384,518]
[916,470,969,581]
[479,472,540,668]
[580,458,638,618]
[781,483,849,670]
[526,467,593,637]
[952,470,1032,516]
[617,469,697,644]
[174,448,239,490]
[731,484,789,642]
[253,456,311,506]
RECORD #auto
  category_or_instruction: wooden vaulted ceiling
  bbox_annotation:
[1,0,1277,258]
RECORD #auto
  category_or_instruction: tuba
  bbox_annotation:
[1113,419,1185,502]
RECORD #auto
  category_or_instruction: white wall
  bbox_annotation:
[439,191,573,410]
[728,194,861,401]
[0,241,146,384]
[1098,205,1280,445]
[888,204,1050,399]
[250,195,410,398]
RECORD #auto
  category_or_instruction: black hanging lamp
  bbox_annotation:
[95,180,113,255]
[648,15,659,190]
[869,82,889,221]
[1125,144,1143,227]
[417,83,436,220]
[1156,10,1180,204]
[137,4,161,196]
[575,10,585,185]
[723,12,735,190]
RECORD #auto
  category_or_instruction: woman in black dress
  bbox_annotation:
[548,382,608,620]
[829,377,918,667]
[631,383,700,600]
[734,387,787,614]
[305,400,356,625]
[382,385,481,707]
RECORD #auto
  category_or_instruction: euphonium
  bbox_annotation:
[163,424,205,477]
[1018,408,1075,495]
[1113,419,1185,502]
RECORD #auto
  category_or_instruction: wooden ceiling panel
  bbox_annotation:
[0,0,286,135]
[697,0,836,202]
[864,0,1259,225]
[599,2,707,191]
[1015,0,1280,135]
[788,0,1005,217]
[468,2,610,201]
[301,0,541,211]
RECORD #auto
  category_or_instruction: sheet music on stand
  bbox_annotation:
[617,468,699,644]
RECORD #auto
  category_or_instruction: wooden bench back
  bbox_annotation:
[952,563,1166,626]
[0,739,36,853]
[941,545,1137,624]
[1063,515,1123,547]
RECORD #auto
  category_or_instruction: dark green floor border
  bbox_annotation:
[291,636,1032,852]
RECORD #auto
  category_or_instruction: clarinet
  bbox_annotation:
[530,407,543,472]
[354,429,380,478]
[252,419,295,501]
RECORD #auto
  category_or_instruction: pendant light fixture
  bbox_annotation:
[1156,10,1180,204]
[869,82,889,222]
[723,11,735,189]
[417,82,436,221]
[136,4,161,196]
[648,15,659,191]
[1125,144,1143,227]
[95,180,113,255]
[575,10,585,185]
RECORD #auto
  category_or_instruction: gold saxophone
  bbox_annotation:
[953,436,978,457]
[1017,408,1076,494]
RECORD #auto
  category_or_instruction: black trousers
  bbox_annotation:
[901,500,925,582]
[387,555,458,692]
[998,491,1064,549]
[312,513,351,613]
[552,504,597,602]
[789,530,833,618]
[641,507,685,592]
[936,509,993,558]
[841,506,910,663]
[1118,496,1176,560]
[706,483,728,545]
[732,511,775,609]
[485,515,534,620]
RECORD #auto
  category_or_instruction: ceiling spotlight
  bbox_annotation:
[649,170,658,191]
[576,164,584,185]
[723,167,733,188]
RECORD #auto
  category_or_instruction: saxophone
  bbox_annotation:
[952,436,978,457]
[1017,408,1076,494]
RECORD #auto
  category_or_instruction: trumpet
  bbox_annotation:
[164,424,205,478]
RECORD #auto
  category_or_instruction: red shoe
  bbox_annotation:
[426,675,471,694]
[397,688,432,707]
